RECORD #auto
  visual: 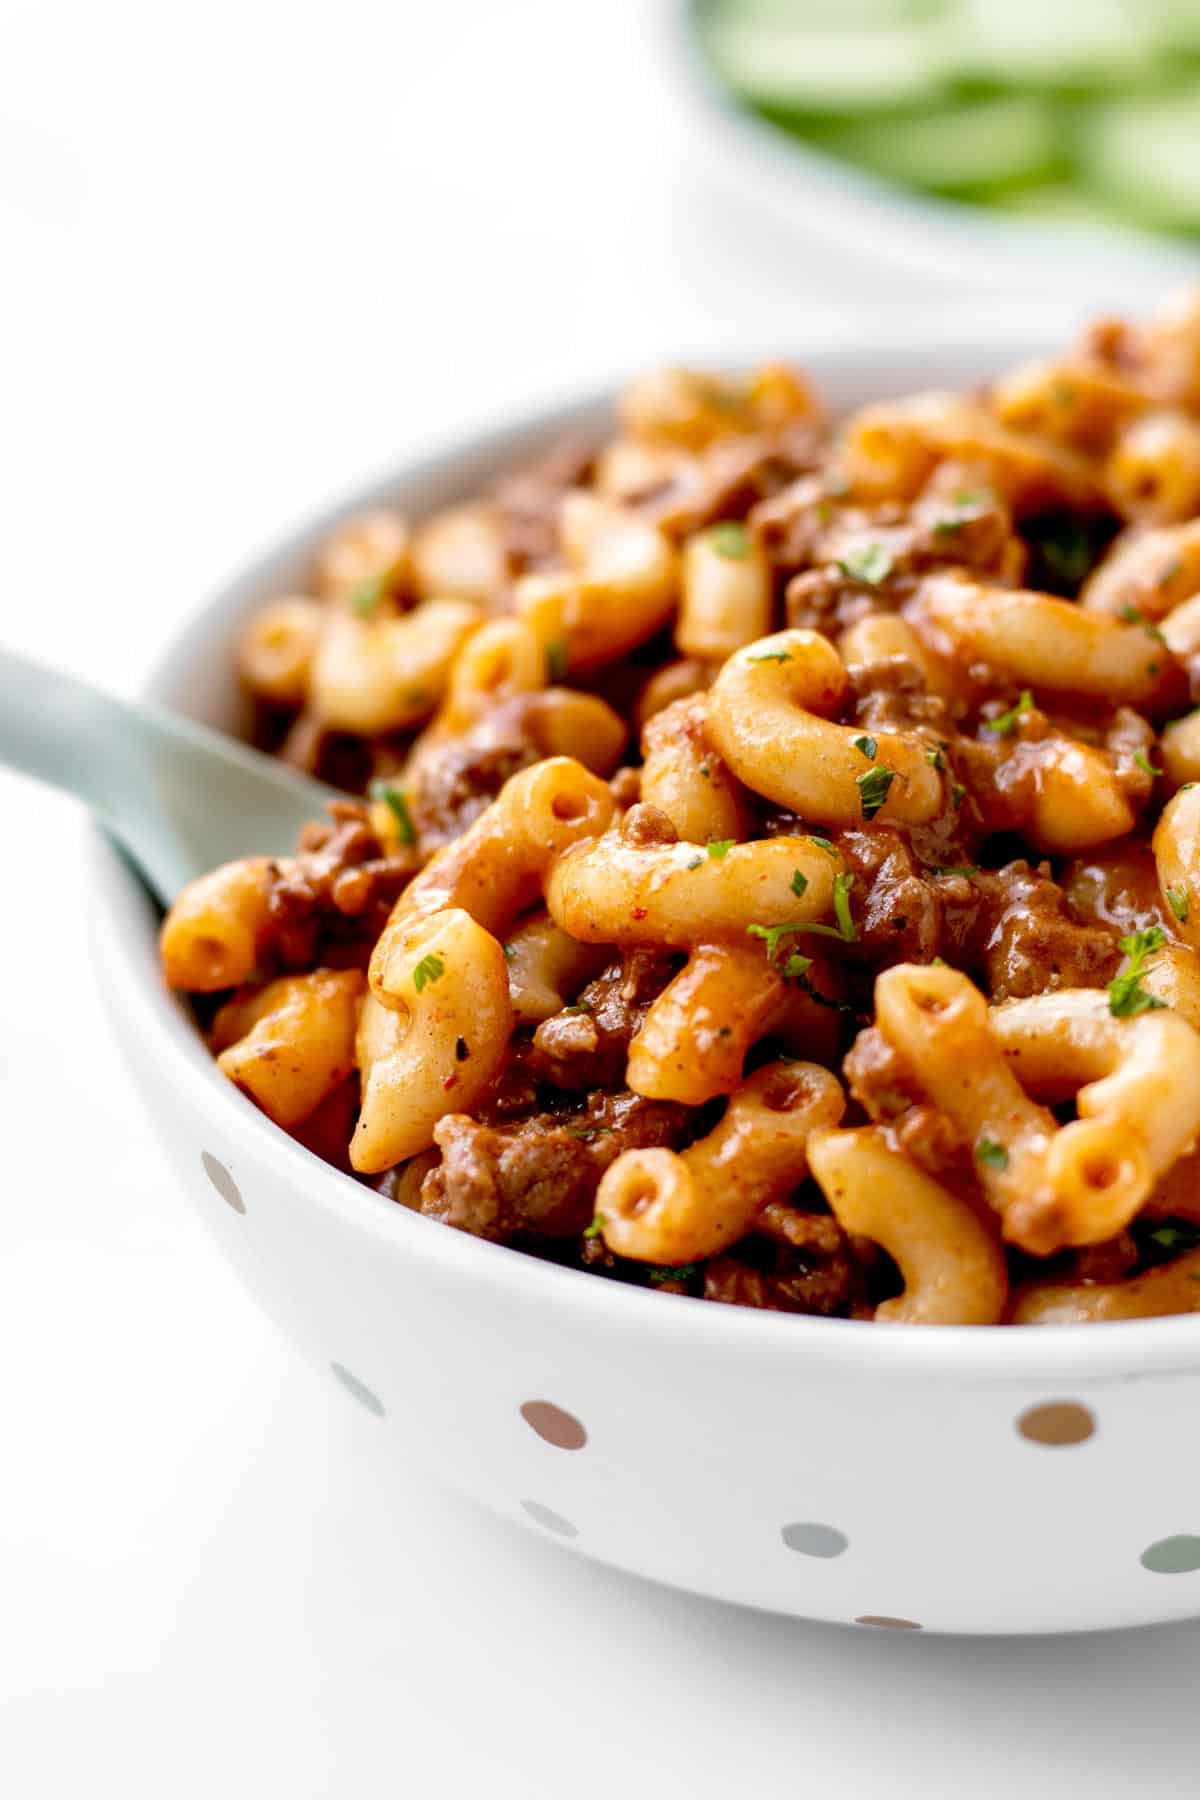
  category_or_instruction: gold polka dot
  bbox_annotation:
[520,1400,587,1450]
[1017,1401,1096,1446]
[201,1151,245,1213]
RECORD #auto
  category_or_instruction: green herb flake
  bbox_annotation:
[1108,926,1168,1019]
[502,942,516,962]
[855,763,895,821]
[791,869,809,899]
[368,779,417,847]
[951,780,966,809]
[811,836,838,856]
[545,639,569,683]
[1133,749,1161,779]
[925,746,946,771]
[782,952,813,982]
[976,1137,1009,1172]
[349,573,387,617]
[1149,1224,1197,1252]
[748,921,809,962]
[853,734,878,760]
[583,1215,606,1239]
[698,762,711,780]
[832,871,857,942]
[412,953,445,993]
[706,839,735,860]
[934,865,979,879]
[748,647,792,664]
[987,690,1034,736]
[647,1264,698,1286]
[1119,603,1167,644]
[1168,885,1190,924]
[710,521,751,559]
[836,542,893,587]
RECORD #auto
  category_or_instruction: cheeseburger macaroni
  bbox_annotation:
[162,294,1200,1324]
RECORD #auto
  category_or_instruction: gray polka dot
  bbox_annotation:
[330,1362,385,1417]
[201,1151,245,1213]
[781,1521,848,1559]
[1017,1401,1095,1446]
[1141,1534,1200,1574]
[520,1400,587,1450]
[856,1615,922,1630]
[521,1499,578,1538]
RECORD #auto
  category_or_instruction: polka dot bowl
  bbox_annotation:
[90,325,1200,1636]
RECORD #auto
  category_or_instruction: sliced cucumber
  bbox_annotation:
[822,95,1061,196]
[1076,88,1200,230]
[988,180,1143,232]
[948,0,1169,91]
[699,13,951,111]
[1144,0,1200,52]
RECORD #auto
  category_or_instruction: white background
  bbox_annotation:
[4,2,1200,1793]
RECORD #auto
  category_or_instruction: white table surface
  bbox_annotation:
[3,2,1200,1793]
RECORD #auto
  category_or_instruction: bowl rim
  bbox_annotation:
[88,320,1200,1383]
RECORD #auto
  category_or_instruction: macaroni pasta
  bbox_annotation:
[161,292,1200,1324]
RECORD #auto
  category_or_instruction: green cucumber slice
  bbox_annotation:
[822,95,1061,196]
[699,12,950,111]
[1076,88,1200,230]
[947,0,1168,90]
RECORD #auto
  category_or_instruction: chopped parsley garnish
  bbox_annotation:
[1133,749,1161,779]
[934,865,979,878]
[811,836,837,856]
[748,872,856,958]
[782,951,812,982]
[933,490,991,538]
[455,1036,470,1061]
[1024,512,1095,593]
[412,953,445,993]
[583,1215,606,1239]
[1119,604,1167,643]
[836,542,893,587]
[1107,926,1167,1019]
[951,780,966,809]
[791,868,808,899]
[1149,1223,1200,1253]
[855,763,895,821]
[545,639,569,682]
[925,746,946,770]
[976,1137,1009,1171]
[748,647,792,664]
[710,521,751,559]
[987,690,1034,736]
[853,734,878,760]
[368,779,417,846]
[647,1264,698,1286]
[1168,885,1190,924]
[707,839,734,859]
[349,572,387,616]
[832,871,857,942]
[748,921,809,962]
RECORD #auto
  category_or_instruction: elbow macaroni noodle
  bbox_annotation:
[162,292,1200,1323]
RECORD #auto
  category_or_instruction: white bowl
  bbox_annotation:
[667,1,1200,298]
[90,326,1200,1637]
